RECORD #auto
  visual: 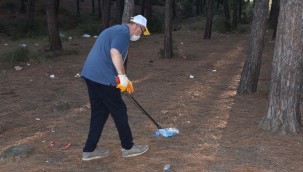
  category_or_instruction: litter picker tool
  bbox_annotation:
[128,93,179,138]
[115,76,179,137]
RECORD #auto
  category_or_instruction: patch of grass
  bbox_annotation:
[2,47,30,65]
[1,45,78,65]
[158,48,165,58]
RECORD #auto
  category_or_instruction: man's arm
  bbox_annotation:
[110,48,125,75]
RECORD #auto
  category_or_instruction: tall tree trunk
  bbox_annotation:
[122,0,134,24]
[237,0,269,95]
[259,0,303,134]
[232,0,238,28]
[46,0,62,51]
[92,0,95,15]
[116,0,124,23]
[204,0,215,39]
[223,0,230,22]
[122,0,135,72]
[100,0,111,31]
[271,0,280,40]
[164,0,173,58]
[27,0,35,32]
[77,0,80,16]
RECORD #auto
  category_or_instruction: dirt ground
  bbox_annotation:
[1,28,303,172]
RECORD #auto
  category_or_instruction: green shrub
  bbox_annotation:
[2,47,30,65]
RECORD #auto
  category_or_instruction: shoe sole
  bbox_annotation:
[82,154,109,161]
[122,147,149,158]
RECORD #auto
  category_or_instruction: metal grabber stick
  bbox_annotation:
[128,94,163,129]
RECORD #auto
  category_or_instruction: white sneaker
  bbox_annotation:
[82,148,109,161]
[122,145,149,157]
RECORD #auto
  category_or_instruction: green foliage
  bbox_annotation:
[2,47,30,65]
[158,48,165,58]
[0,45,78,65]
[239,2,254,24]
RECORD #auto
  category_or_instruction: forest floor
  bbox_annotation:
[1,27,303,172]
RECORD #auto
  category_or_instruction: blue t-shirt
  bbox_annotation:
[81,24,130,86]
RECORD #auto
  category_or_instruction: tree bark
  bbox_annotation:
[122,0,134,24]
[223,0,230,22]
[46,0,62,51]
[99,0,111,31]
[204,0,214,39]
[259,0,303,134]
[122,0,134,72]
[232,0,238,28]
[271,0,280,40]
[237,0,269,95]
[164,0,173,58]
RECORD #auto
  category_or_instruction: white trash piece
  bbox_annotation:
[50,74,55,79]
[163,164,171,170]
[75,73,81,78]
[189,75,194,79]
[82,34,91,38]
[14,66,22,71]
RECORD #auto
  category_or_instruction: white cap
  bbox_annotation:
[130,15,150,35]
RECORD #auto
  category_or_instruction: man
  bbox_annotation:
[80,15,150,161]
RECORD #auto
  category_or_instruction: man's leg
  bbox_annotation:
[83,78,110,152]
[101,87,134,150]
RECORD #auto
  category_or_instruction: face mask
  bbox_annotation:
[130,34,140,41]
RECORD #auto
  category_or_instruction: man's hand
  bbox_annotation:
[118,74,128,87]
[116,75,134,94]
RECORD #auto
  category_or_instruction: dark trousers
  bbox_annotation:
[83,78,134,152]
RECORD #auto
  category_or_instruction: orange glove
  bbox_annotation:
[116,75,134,94]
